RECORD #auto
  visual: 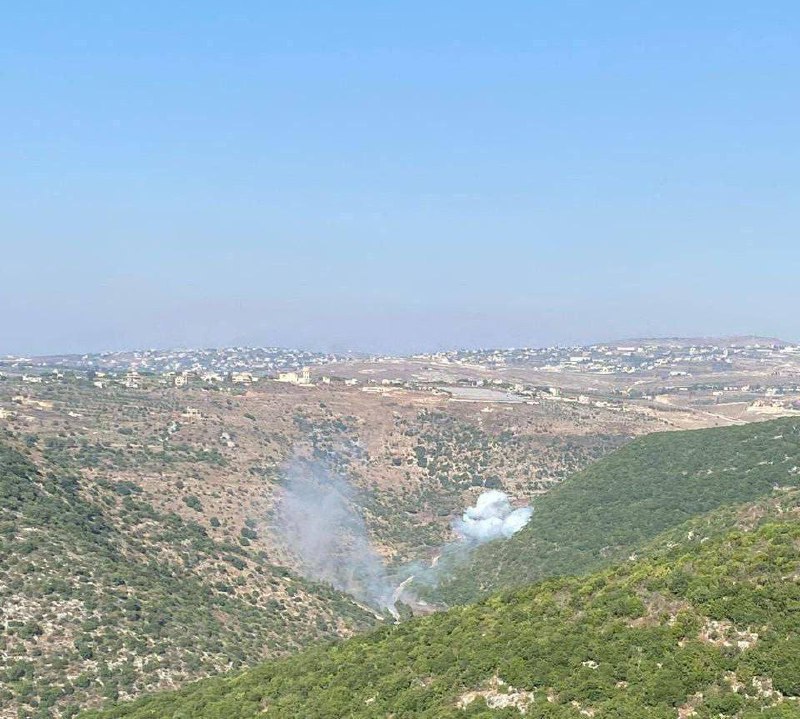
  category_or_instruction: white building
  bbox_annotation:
[276,367,312,385]
[123,371,141,389]
[231,372,257,384]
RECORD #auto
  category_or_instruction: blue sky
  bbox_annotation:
[2,1,799,354]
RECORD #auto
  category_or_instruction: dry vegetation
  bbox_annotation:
[3,371,783,717]
[1,377,662,563]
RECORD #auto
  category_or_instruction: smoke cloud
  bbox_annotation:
[272,459,395,613]
[273,459,534,618]
[453,490,533,543]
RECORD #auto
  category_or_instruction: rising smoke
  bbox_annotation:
[387,489,534,612]
[273,459,533,617]
[453,489,533,543]
[272,459,395,612]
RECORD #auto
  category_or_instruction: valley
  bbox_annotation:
[81,482,800,718]
[1,342,799,717]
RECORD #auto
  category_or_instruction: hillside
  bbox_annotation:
[429,418,800,604]
[79,489,800,718]
[4,385,800,717]
[0,371,660,718]
[0,434,377,718]
[0,374,650,563]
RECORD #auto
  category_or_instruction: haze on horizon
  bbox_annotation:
[3,2,799,356]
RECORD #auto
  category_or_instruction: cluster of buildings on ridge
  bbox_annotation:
[0,346,350,376]
[3,340,800,412]
[414,340,800,376]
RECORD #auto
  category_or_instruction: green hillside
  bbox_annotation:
[8,414,800,718]
[0,435,377,718]
[80,489,800,718]
[430,418,800,604]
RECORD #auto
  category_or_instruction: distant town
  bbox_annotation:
[2,338,800,426]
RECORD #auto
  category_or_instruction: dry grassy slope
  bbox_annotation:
[1,378,661,564]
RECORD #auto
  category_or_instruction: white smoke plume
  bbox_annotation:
[453,490,533,543]
[272,459,395,613]
[385,490,534,613]
[273,459,533,617]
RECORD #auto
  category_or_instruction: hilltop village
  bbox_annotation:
[3,338,800,429]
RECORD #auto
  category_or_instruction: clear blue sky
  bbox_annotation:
[2,1,799,354]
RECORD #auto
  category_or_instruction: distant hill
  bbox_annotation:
[430,418,800,605]
[79,489,800,718]
[0,435,377,717]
